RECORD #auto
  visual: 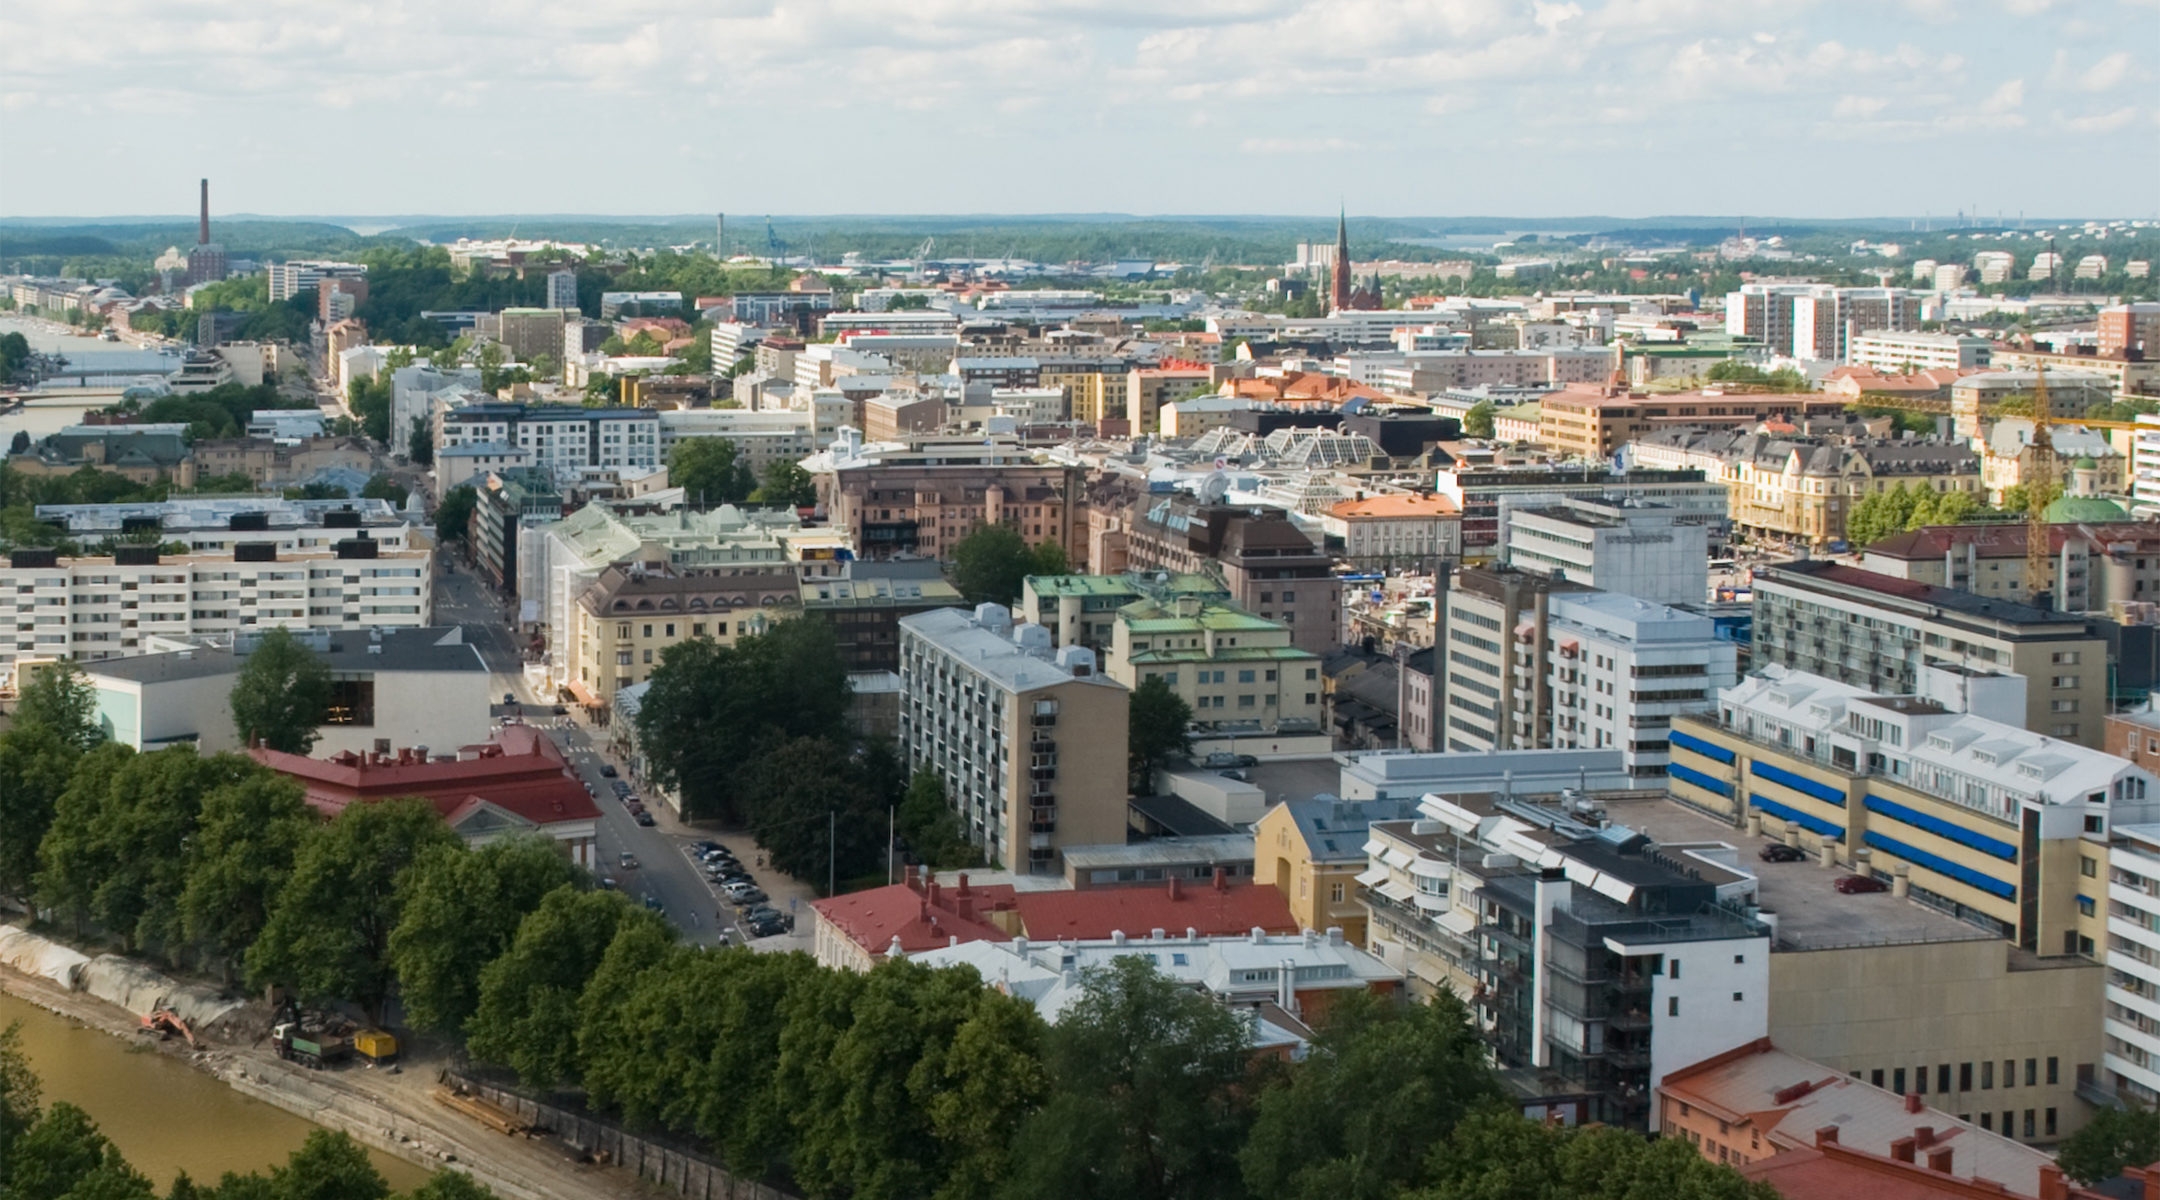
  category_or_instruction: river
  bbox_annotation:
[0,990,432,1190]
[0,315,178,443]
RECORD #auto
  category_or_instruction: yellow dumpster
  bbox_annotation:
[353,1029,399,1065]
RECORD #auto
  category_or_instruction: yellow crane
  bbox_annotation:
[2025,365,2055,608]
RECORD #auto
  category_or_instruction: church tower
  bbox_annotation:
[1331,207,1351,312]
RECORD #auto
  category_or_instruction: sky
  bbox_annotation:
[1,0,2156,222]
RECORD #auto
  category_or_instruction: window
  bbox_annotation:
[1670,959,1681,980]
[1980,1113,1992,1131]
[1894,1068,1906,1094]
[1939,1064,1952,1093]
[2004,1059,2015,1086]
[665,623,675,637]
[1733,991,1744,1002]
[1734,954,1745,964]
[642,624,653,638]
[1329,882,1345,903]
[2046,1108,2058,1137]
[2026,1058,2037,1087]
[2083,856,2099,878]
[1872,1069,1885,1087]
[1668,997,1679,1017]
[1916,1066,1928,1094]
[693,623,706,637]
[1961,1062,1974,1091]
[1238,669,1255,684]
[2053,675,2080,689]
[2047,1057,2059,1085]
[2052,699,2080,713]
[2003,1111,2014,1137]
[642,649,653,664]
[1982,1061,1993,1090]
[2080,896,2097,916]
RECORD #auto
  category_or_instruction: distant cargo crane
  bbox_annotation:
[765,216,788,261]
[2025,364,2055,609]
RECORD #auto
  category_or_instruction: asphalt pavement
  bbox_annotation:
[433,559,816,951]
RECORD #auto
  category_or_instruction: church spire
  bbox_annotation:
[1331,205,1351,312]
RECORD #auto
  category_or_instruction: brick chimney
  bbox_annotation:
[1914,1126,1934,1148]
[1927,1146,1954,1174]
[1905,1092,1924,1113]
[1814,1125,1838,1146]
[904,863,920,892]
[1168,875,1183,900]
[927,880,942,908]
[1213,866,1227,891]
[1890,1137,1916,1163]
[2039,1164,2070,1200]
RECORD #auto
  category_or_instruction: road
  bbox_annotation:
[431,560,818,951]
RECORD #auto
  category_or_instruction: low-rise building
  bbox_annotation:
[81,626,489,757]
[1630,427,1982,549]
[899,604,1130,874]
[1255,796,1422,946]
[806,430,1084,563]
[1106,594,1323,737]
[1538,386,1850,462]
[566,560,798,704]
[1323,493,1462,572]
[1860,521,2160,617]
[1848,329,1995,373]
[253,725,600,867]
[1124,489,1344,656]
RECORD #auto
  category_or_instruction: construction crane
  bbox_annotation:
[911,237,935,283]
[1836,391,2143,434]
[2025,364,2055,609]
[764,216,788,262]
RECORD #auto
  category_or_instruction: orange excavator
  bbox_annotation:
[138,1007,197,1049]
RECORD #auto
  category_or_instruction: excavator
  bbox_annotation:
[137,1007,197,1049]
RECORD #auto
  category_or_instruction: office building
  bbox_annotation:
[1502,495,1708,607]
[545,269,578,312]
[1123,489,1343,656]
[2102,823,2160,1106]
[802,562,964,673]
[1439,566,1593,752]
[1105,594,1323,736]
[495,308,570,362]
[1021,572,1227,654]
[1849,330,1994,373]
[1435,462,1729,562]
[267,260,367,304]
[1751,560,2110,746]
[437,402,661,485]
[1536,592,1737,777]
[898,604,1130,874]
[470,468,563,593]
[1323,493,1462,572]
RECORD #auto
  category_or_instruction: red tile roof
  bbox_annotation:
[1011,878,1296,940]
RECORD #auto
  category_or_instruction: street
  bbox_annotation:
[431,559,818,952]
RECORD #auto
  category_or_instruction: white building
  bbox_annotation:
[436,402,660,487]
[2104,824,2160,1105]
[267,260,365,303]
[80,626,489,757]
[654,407,822,476]
[1848,330,1994,373]
[545,269,578,311]
[2135,413,2160,517]
[1502,495,1708,608]
[391,364,484,458]
[1537,593,1738,778]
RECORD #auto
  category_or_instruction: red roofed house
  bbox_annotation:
[251,724,600,867]
[1657,1038,2059,1198]
[809,866,1297,972]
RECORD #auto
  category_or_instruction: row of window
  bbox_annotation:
[1864,1057,2059,1096]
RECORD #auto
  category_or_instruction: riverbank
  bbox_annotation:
[0,960,648,1200]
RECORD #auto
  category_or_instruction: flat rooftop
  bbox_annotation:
[1601,795,2001,952]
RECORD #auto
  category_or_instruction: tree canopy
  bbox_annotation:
[1128,675,1194,790]
[2055,1103,2160,1185]
[388,836,581,1035]
[434,485,478,544]
[229,628,333,754]
[951,524,1068,606]
[669,438,755,507]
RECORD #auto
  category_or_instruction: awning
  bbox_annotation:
[1361,837,1388,858]
[1414,891,1452,912]
[1382,848,1415,870]
[1435,910,1477,936]
[1355,865,1390,888]
[567,680,602,707]
[1409,857,1450,880]
[1377,880,1416,904]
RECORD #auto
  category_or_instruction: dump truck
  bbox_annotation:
[272,1020,351,1069]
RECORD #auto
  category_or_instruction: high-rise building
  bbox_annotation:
[898,604,1130,874]
[546,269,579,312]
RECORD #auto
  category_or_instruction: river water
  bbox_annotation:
[0,315,178,443]
[0,990,431,1190]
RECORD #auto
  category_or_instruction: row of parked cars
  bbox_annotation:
[600,769,657,826]
[1756,840,1890,893]
[693,842,790,939]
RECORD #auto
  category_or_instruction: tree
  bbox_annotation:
[950,523,1035,605]
[1462,401,1495,439]
[753,460,818,508]
[898,770,977,870]
[1001,957,1254,1200]
[400,1173,497,1200]
[1406,1109,1778,1200]
[6,1103,151,1200]
[434,485,478,544]
[35,746,249,954]
[8,430,27,454]
[388,835,580,1035]
[742,735,893,889]
[1240,992,1498,1200]
[407,418,434,467]
[1030,539,1070,577]
[229,628,333,754]
[359,474,408,506]
[914,987,1051,1200]
[265,1131,388,1200]
[1127,676,1193,790]
[468,887,636,1089]
[0,1021,40,1173]
[14,660,102,751]
[0,724,84,906]
[2056,1104,2160,1185]
[249,798,461,1026]
[669,438,754,507]
[179,771,318,978]
[573,911,680,1114]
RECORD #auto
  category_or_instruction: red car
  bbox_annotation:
[1833,874,1889,894]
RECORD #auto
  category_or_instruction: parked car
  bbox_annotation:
[724,882,768,905]
[694,841,722,854]
[1833,874,1888,894]
[551,705,569,715]
[596,875,618,890]
[503,692,517,706]
[599,764,619,778]
[1202,751,1258,769]
[635,812,656,827]
[642,896,665,913]
[618,852,638,870]
[1759,844,1807,863]
[746,914,789,938]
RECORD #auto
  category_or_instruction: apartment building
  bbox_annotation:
[1323,493,1463,572]
[1629,428,1981,548]
[1849,330,1994,373]
[1667,663,2155,956]
[652,407,820,478]
[1439,566,1594,753]
[2102,823,2160,1106]
[1501,496,1708,607]
[1123,490,1343,656]
[566,561,799,703]
[2,537,430,673]
[1981,420,2125,505]
[2099,303,2160,359]
[807,430,1083,563]
[1791,288,1921,362]
[1538,387,1851,462]
[1020,572,1227,654]
[898,605,1130,874]
[437,402,661,485]
[1105,594,1323,736]
[1535,593,1737,777]
[267,260,366,303]
[1434,462,1729,562]
[1861,521,2160,617]
[1124,366,1214,434]
[801,561,964,673]
[1751,560,2109,746]
[470,468,563,593]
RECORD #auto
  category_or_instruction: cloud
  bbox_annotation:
[2060,106,2141,132]
[2077,52,2133,91]
[1238,136,1360,154]
[1980,79,2025,112]
[1834,95,1888,118]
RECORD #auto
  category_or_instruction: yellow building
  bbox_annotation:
[1666,664,2151,958]
[1255,797,1422,945]
[1107,595,1324,735]
[1125,367,1213,434]
[566,562,799,703]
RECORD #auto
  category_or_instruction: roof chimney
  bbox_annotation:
[1915,1126,1935,1148]
[904,862,920,892]
[956,872,971,897]
[926,880,942,908]
[198,178,210,245]
[1815,1126,1839,1146]
[1927,1147,1954,1175]
[2040,1165,2070,1200]
[1168,875,1182,900]
[1890,1137,1916,1164]
[1213,866,1227,891]
[1905,1092,1924,1113]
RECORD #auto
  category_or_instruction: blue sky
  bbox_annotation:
[1,0,2154,219]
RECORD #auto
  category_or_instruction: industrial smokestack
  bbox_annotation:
[198,179,210,245]
[716,213,725,256]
